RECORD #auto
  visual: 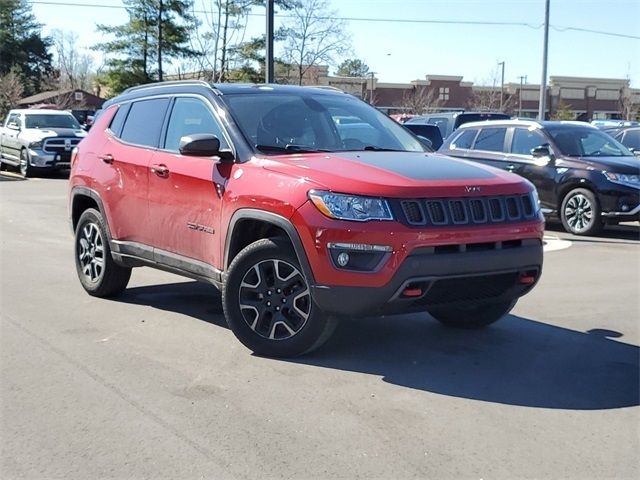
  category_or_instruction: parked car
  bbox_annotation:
[612,127,640,155]
[591,120,639,129]
[0,109,86,177]
[406,111,511,139]
[439,120,640,235]
[403,123,444,150]
[69,81,544,357]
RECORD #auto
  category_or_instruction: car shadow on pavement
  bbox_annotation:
[0,172,26,182]
[118,281,639,411]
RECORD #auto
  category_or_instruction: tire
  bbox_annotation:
[560,188,603,236]
[429,299,517,329]
[222,238,337,357]
[19,149,35,178]
[74,208,131,297]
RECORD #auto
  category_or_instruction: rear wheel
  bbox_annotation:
[75,208,131,297]
[560,188,603,236]
[429,299,516,329]
[223,238,336,357]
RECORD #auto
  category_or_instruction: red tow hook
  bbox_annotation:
[518,274,536,285]
[402,287,423,298]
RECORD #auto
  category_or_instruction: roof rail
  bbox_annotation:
[306,85,345,92]
[122,79,213,94]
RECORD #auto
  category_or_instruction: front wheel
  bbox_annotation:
[560,188,603,236]
[19,149,35,178]
[222,238,336,357]
[429,299,517,329]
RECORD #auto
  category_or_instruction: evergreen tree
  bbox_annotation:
[95,0,197,94]
[0,0,53,96]
[336,59,369,78]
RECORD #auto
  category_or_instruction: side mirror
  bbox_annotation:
[631,148,640,157]
[531,144,555,160]
[179,133,234,162]
[7,122,20,131]
[417,135,433,151]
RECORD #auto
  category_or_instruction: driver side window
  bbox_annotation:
[164,97,228,152]
[511,128,547,156]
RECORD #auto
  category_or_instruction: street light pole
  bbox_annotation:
[498,61,505,111]
[265,0,274,83]
[518,75,527,117]
[538,0,550,120]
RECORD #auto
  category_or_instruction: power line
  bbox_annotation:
[25,0,640,40]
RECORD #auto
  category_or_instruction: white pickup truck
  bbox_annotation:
[0,109,87,177]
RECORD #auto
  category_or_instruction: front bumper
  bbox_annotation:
[312,239,543,316]
[598,182,640,221]
[28,148,72,169]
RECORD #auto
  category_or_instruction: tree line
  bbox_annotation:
[1,0,372,112]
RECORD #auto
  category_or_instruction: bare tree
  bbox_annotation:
[52,30,95,91]
[398,87,442,114]
[281,0,350,85]
[619,86,639,121]
[0,69,24,118]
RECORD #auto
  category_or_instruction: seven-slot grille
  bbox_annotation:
[43,137,81,154]
[397,194,535,227]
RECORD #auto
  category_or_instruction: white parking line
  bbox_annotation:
[543,235,572,252]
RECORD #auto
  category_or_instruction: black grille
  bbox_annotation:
[401,201,425,225]
[43,138,81,154]
[419,272,518,305]
[394,194,536,228]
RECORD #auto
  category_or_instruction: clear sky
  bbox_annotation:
[29,0,640,87]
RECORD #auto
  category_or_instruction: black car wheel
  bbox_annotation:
[75,208,131,297]
[223,238,337,357]
[429,299,516,329]
[560,188,603,236]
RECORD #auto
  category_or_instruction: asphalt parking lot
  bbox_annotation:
[1,173,639,479]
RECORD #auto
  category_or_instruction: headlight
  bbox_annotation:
[604,172,640,187]
[29,140,43,149]
[529,188,541,213]
[309,190,394,221]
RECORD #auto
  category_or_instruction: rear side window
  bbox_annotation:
[108,104,130,137]
[511,128,547,155]
[426,117,450,137]
[120,98,170,147]
[474,127,507,152]
[450,129,477,149]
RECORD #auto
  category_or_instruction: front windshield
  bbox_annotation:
[25,114,81,129]
[222,92,424,154]
[546,125,633,157]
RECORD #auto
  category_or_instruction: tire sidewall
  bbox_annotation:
[560,188,602,235]
[74,208,111,293]
[223,239,330,357]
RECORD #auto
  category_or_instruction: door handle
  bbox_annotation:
[99,153,114,164]
[151,163,169,178]
[506,164,516,172]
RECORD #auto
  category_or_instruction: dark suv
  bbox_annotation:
[406,111,511,139]
[69,81,544,357]
[439,120,640,235]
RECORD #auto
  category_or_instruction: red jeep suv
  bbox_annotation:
[69,81,544,357]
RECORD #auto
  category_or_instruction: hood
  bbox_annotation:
[20,127,87,142]
[566,155,640,174]
[261,151,530,198]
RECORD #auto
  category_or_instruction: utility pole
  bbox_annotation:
[498,61,505,111]
[265,0,274,83]
[369,71,376,104]
[538,0,550,120]
[518,75,527,117]
[158,0,163,81]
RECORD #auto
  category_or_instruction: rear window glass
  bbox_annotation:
[120,98,170,147]
[450,129,477,149]
[473,127,507,152]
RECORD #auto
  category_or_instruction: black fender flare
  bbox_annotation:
[224,209,315,284]
[69,186,113,240]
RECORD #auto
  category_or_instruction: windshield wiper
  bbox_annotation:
[362,146,404,152]
[255,144,331,154]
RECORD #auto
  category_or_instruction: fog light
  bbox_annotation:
[336,252,350,267]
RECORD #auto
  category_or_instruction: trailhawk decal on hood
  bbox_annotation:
[336,152,496,181]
